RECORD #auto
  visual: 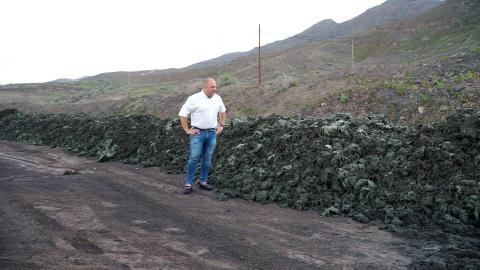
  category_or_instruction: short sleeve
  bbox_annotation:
[218,96,226,113]
[179,96,194,117]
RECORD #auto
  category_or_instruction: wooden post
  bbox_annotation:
[258,24,261,86]
[351,38,355,71]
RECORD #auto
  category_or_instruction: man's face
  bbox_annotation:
[203,79,217,98]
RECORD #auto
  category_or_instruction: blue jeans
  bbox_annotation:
[185,130,217,185]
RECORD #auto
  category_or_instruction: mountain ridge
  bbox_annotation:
[1,0,478,128]
[189,0,442,69]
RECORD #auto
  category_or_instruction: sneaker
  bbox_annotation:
[199,182,213,191]
[183,185,194,194]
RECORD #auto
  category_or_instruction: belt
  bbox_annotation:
[192,126,217,132]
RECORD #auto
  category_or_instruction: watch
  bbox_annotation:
[219,124,225,127]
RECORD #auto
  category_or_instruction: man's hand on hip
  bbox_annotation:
[186,128,200,135]
[216,126,224,135]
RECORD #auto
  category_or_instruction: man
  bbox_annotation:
[179,78,227,194]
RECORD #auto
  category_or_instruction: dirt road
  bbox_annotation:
[0,141,413,269]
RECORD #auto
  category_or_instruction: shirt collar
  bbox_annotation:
[200,89,213,99]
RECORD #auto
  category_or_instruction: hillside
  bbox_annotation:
[0,0,479,126]
[191,0,442,68]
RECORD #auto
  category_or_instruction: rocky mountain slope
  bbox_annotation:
[191,0,442,68]
[0,0,478,126]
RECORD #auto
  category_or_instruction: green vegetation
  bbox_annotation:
[470,46,480,54]
[433,78,446,89]
[331,87,351,96]
[49,92,75,104]
[460,0,480,24]
[288,79,300,88]
[126,85,171,96]
[283,100,299,111]
[355,43,379,62]
[398,24,480,57]
[218,73,237,87]
[339,93,349,103]
[419,74,452,90]
[301,96,327,113]
[238,105,257,116]
[354,30,391,62]
[47,79,129,104]
[386,104,397,120]
[68,79,124,91]
[400,31,447,51]
[417,93,434,107]
[302,69,318,79]
[110,95,147,115]
[325,87,352,104]
[349,0,478,60]
[268,76,301,93]
[382,81,416,96]
[133,104,147,114]
[453,70,479,82]
[126,93,137,103]
[49,91,94,104]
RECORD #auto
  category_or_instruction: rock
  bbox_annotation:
[63,169,79,175]
[254,191,268,202]
[0,108,18,119]
[417,258,447,270]
[461,180,478,187]
[454,84,466,92]
[354,213,370,223]
[322,206,340,216]
[391,217,403,226]
[354,179,376,190]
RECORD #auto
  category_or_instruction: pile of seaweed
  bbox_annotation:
[0,108,479,269]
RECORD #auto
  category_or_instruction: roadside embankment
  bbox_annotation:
[1,108,479,269]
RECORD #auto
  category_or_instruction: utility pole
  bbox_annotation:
[258,24,261,86]
[127,71,131,89]
[351,38,355,71]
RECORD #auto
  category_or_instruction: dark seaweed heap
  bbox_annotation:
[1,108,479,269]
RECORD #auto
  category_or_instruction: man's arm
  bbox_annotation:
[180,116,199,135]
[216,112,227,134]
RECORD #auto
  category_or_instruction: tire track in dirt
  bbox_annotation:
[0,141,414,269]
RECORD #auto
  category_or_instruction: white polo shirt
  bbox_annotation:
[179,90,226,129]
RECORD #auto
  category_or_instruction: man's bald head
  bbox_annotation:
[204,78,215,87]
[202,78,217,98]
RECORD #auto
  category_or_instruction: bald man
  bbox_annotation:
[179,78,227,194]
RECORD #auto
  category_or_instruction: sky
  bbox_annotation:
[0,0,387,84]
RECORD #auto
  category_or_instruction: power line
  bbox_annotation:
[292,35,362,41]
[291,35,359,70]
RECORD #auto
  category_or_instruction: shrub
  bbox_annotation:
[383,81,415,96]
[288,79,300,88]
[469,46,480,54]
[339,93,349,103]
[219,73,237,87]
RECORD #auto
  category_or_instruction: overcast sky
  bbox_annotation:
[0,0,387,84]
